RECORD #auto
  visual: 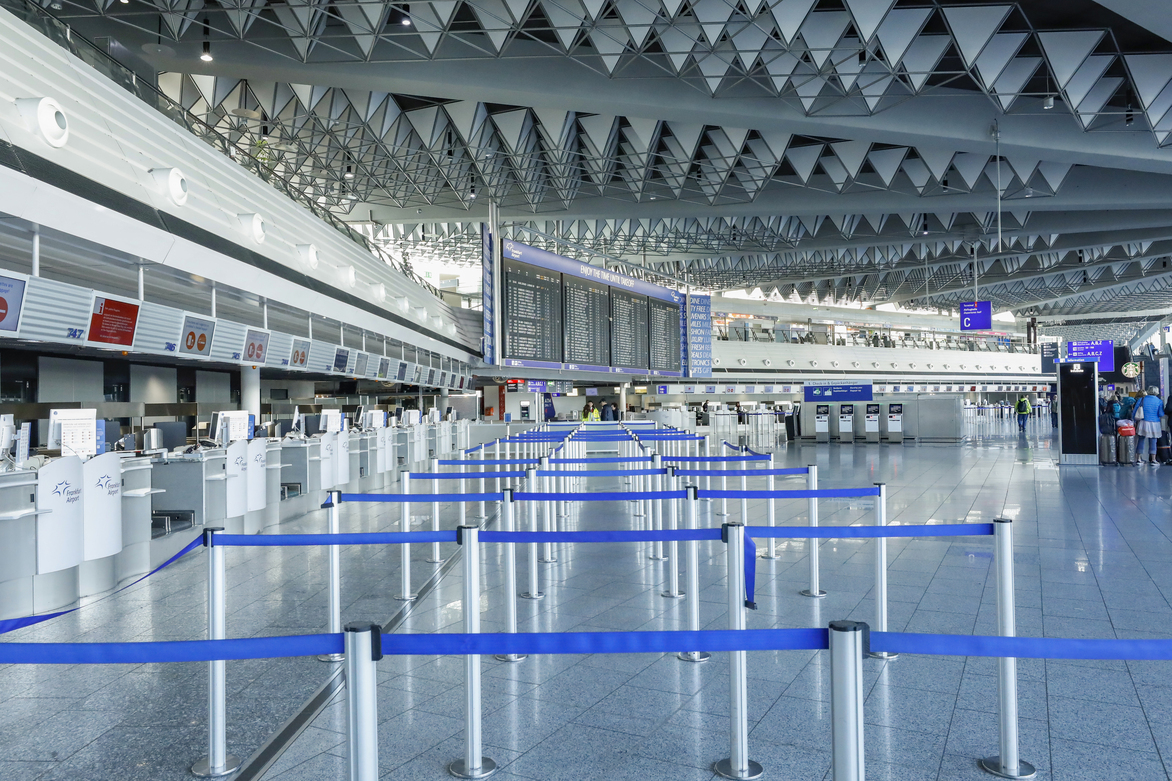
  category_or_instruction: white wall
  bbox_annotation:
[129,364,177,403]
[37,356,102,402]
[262,379,315,400]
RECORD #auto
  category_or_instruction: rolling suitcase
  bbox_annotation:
[1117,434,1137,465]
[1100,435,1117,465]
[1159,433,1172,464]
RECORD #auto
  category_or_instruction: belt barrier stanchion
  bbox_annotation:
[345,623,381,781]
[395,470,417,601]
[539,456,555,563]
[801,464,826,598]
[521,467,544,600]
[829,620,866,781]
[476,448,486,520]
[450,525,497,779]
[192,528,240,777]
[979,518,1037,780]
[494,489,525,663]
[717,444,729,518]
[662,466,684,599]
[869,483,895,660]
[428,457,443,563]
[739,447,748,525]
[679,486,710,663]
[762,460,780,560]
[503,440,510,489]
[715,521,762,780]
[634,437,646,518]
[650,453,666,560]
[704,435,713,500]
[457,461,467,531]
[318,490,345,662]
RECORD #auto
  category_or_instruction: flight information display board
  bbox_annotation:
[503,258,562,364]
[648,299,681,373]
[563,276,610,368]
[611,290,649,369]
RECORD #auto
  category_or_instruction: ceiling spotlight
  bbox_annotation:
[1043,95,1054,110]
[200,42,213,61]
[49,0,61,8]
[402,15,412,25]
[344,164,354,179]
[469,183,477,200]
[1023,187,1033,197]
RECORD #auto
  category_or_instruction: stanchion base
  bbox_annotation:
[316,653,345,663]
[538,557,558,563]
[521,591,545,600]
[800,589,827,598]
[191,755,242,778]
[427,558,444,564]
[493,653,527,663]
[713,757,764,780]
[869,651,898,660]
[759,552,782,560]
[715,512,730,517]
[978,758,1037,779]
[394,593,418,601]
[661,590,685,598]
[648,554,668,561]
[678,651,711,663]
[448,757,498,779]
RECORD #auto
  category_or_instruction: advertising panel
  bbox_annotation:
[88,297,140,346]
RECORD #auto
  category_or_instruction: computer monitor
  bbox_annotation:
[153,421,188,450]
[208,412,223,445]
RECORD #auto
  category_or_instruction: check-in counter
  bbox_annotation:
[265,440,283,529]
[0,469,42,619]
[151,449,228,530]
[116,455,160,582]
[279,437,323,519]
[243,439,267,535]
[348,431,364,491]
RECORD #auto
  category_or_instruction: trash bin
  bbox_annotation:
[1100,434,1117,465]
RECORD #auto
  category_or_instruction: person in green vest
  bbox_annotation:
[581,401,600,422]
[1016,394,1032,432]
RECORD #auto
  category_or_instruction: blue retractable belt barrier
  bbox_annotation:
[746,523,994,539]
[663,455,770,462]
[334,492,504,503]
[480,529,721,543]
[0,535,205,636]
[0,633,344,664]
[744,535,757,609]
[699,488,880,500]
[409,471,526,479]
[549,456,655,464]
[437,459,540,466]
[535,468,666,477]
[512,490,687,502]
[214,531,458,547]
[465,444,484,454]
[675,468,805,477]
[871,632,1172,660]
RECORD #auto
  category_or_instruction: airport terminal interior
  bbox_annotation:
[6,0,1172,779]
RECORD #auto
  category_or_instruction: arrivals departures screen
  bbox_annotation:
[610,289,650,370]
[648,299,682,373]
[563,275,610,367]
[503,258,562,363]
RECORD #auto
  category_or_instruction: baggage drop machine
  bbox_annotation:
[885,403,904,444]
[815,404,831,443]
[865,403,881,443]
[837,404,855,443]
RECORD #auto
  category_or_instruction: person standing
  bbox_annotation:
[1015,394,1032,432]
[1135,387,1165,466]
[581,401,600,422]
[600,401,615,421]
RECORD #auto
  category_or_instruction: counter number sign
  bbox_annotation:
[290,338,311,369]
[243,329,270,363]
[180,315,215,357]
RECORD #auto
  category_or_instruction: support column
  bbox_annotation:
[240,365,261,418]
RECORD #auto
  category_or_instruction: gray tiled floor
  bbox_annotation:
[9,413,1172,780]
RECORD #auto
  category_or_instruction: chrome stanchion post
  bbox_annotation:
[450,526,497,778]
[703,434,713,500]
[679,485,711,663]
[869,483,895,660]
[538,456,555,563]
[520,468,544,600]
[662,467,684,598]
[980,518,1036,779]
[192,528,241,777]
[761,471,780,560]
[650,454,666,560]
[428,457,443,563]
[830,620,867,781]
[345,623,381,781]
[494,489,526,662]
[739,446,748,525]
[477,448,486,520]
[800,465,826,598]
[395,470,417,601]
[715,522,762,780]
[318,490,345,662]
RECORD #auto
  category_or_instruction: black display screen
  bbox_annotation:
[611,290,649,369]
[396,361,408,381]
[563,275,611,367]
[504,258,562,362]
[648,299,681,373]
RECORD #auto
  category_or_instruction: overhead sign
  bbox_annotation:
[290,338,310,369]
[333,347,350,372]
[959,301,992,331]
[88,297,139,346]
[242,329,270,364]
[686,294,713,378]
[482,224,495,365]
[1040,342,1058,373]
[1067,340,1114,373]
[803,381,873,402]
[0,274,27,331]
[180,315,215,357]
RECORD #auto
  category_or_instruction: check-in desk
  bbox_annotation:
[0,469,44,619]
[151,448,228,531]
[835,404,855,443]
[348,431,365,492]
[116,454,160,583]
[265,440,283,529]
[279,438,322,520]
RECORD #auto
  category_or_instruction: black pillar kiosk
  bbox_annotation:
[1058,361,1098,465]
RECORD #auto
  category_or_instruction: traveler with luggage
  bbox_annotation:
[1015,394,1032,431]
[1135,387,1165,466]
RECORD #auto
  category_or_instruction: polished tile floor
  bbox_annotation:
[6,413,1172,781]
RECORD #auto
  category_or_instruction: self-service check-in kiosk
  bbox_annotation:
[886,403,904,444]
[815,404,830,443]
[837,404,854,443]
[865,404,881,443]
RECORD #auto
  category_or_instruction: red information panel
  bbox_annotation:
[88,297,140,346]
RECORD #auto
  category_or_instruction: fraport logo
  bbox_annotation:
[52,480,70,496]
[234,456,246,468]
[254,454,266,467]
[96,474,112,489]
[96,473,119,496]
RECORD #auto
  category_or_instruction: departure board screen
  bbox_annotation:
[504,258,562,362]
[563,276,610,367]
[611,290,649,369]
[648,299,682,373]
